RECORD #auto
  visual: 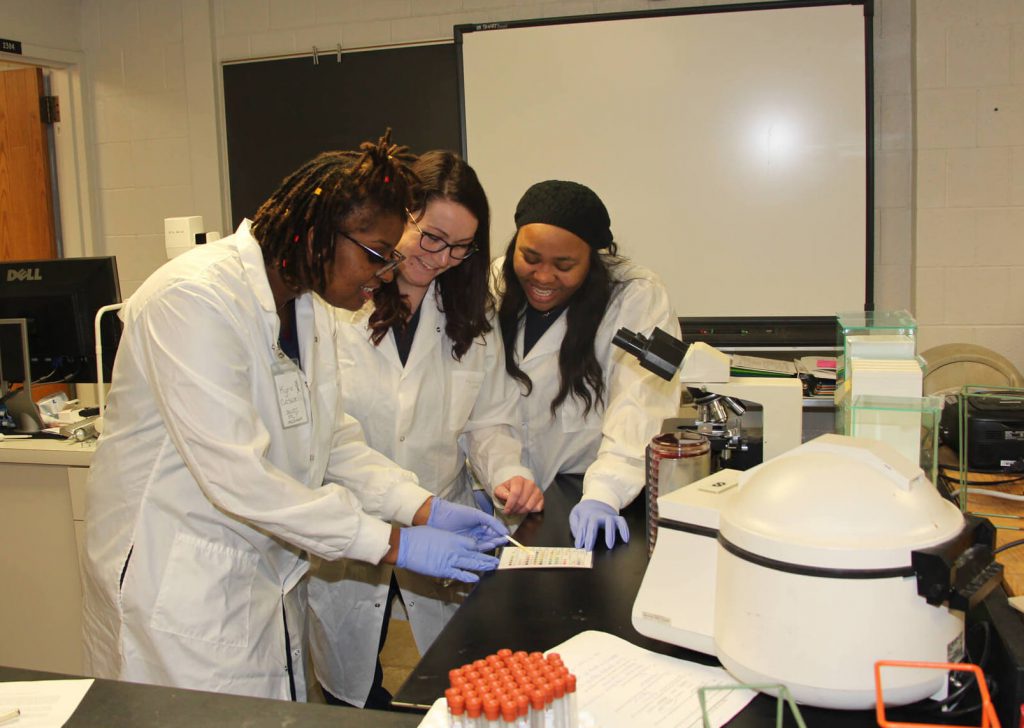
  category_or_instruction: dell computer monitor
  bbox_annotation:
[0,257,122,386]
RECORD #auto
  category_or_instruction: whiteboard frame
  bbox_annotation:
[455,0,874,317]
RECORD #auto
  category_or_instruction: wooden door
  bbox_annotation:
[0,66,56,262]
[0,66,64,403]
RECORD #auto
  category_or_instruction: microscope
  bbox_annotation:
[613,327,803,469]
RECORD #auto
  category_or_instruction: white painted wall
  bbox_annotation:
[0,0,80,52]
[875,0,913,313]
[913,0,1024,370]
[77,0,223,294]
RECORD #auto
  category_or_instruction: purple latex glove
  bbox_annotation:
[396,526,499,583]
[472,489,495,516]
[428,497,509,551]
[569,500,629,551]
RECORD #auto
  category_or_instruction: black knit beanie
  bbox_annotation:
[513,180,612,249]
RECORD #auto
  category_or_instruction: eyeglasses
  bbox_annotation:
[336,231,405,278]
[407,210,477,260]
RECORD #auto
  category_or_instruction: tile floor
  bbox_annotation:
[380,618,421,696]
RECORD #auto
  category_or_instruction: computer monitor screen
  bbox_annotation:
[0,257,122,385]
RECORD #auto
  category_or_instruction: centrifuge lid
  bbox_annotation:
[719,435,964,571]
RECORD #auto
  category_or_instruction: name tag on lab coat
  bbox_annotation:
[272,361,310,429]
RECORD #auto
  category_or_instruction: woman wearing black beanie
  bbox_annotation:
[494,180,682,550]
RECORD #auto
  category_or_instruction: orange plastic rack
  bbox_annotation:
[874,660,1000,728]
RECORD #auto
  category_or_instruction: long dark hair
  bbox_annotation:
[251,130,417,295]
[497,237,622,417]
[370,151,493,360]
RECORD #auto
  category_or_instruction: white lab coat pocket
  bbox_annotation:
[150,532,258,647]
[447,371,484,432]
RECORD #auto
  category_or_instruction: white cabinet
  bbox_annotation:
[0,440,94,673]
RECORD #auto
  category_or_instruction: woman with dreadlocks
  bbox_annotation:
[307,151,543,709]
[81,134,508,701]
[495,180,681,551]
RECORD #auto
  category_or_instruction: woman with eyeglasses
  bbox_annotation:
[307,150,542,709]
[81,134,510,702]
[495,180,682,552]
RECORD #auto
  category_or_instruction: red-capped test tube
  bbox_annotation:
[500,699,518,727]
[528,689,545,728]
[565,674,578,728]
[447,692,467,728]
[551,678,567,728]
[483,697,501,728]
[466,695,483,728]
[515,692,529,728]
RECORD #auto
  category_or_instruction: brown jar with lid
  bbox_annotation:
[645,430,711,555]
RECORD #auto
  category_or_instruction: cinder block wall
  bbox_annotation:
[19,1,1019,376]
[912,0,1024,367]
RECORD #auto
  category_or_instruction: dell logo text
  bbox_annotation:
[6,268,42,282]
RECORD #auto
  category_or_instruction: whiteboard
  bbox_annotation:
[458,2,869,317]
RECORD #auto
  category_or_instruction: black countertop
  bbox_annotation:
[4,476,1008,727]
[393,475,971,727]
[0,665,422,727]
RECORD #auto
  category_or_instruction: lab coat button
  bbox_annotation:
[399,436,406,442]
[309,454,314,462]
[374,603,381,608]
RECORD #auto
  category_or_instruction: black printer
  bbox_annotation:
[940,392,1024,471]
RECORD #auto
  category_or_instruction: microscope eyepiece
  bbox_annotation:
[611,328,647,358]
[612,326,687,381]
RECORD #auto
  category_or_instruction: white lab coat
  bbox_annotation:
[495,256,682,510]
[81,221,431,701]
[307,279,531,705]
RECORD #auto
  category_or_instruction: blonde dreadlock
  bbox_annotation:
[251,130,418,295]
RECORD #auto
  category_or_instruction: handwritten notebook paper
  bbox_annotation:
[498,546,593,569]
[551,631,755,728]
[0,679,93,727]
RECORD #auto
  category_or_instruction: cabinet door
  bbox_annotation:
[0,462,84,673]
